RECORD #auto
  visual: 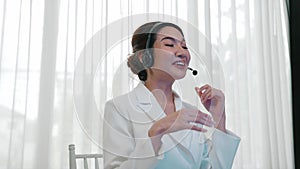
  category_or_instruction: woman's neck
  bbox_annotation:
[145,78,176,115]
[144,77,174,102]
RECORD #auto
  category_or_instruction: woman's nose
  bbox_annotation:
[175,46,190,64]
[176,54,186,59]
[175,46,189,58]
[174,44,187,54]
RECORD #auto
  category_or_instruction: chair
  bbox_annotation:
[69,144,103,169]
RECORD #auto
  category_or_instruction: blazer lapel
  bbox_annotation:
[133,82,166,122]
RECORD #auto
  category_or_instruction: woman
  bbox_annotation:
[103,21,240,169]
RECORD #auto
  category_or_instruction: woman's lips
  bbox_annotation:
[172,60,187,69]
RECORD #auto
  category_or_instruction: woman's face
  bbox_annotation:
[151,26,191,80]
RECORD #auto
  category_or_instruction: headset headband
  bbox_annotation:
[145,22,164,49]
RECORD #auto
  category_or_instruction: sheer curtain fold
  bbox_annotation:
[0,0,7,77]
[0,0,293,169]
[7,0,24,168]
[36,0,60,168]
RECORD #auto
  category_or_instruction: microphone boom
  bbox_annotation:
[188,67,198,76]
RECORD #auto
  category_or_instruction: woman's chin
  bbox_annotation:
[171,72,187,80]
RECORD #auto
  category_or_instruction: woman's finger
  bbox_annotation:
[186,110,214,127]
[196,112,214,127]
[195,85,209,97]
[201,88,212,102]
[199,84,210,92]
[199,85,210,95]
[195,87,202,97]
[203,90,213,103]
[198,116,214,127]
[189,124,208,132]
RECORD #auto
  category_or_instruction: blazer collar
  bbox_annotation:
[133,82,183,120]
[134,82,181,106]
[133,82,166,122]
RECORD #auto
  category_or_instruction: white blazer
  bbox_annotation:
[103,82,240,169]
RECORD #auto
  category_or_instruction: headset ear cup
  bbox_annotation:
[142,49,154,68]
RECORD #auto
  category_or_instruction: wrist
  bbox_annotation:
[216,112,226,133]
[148,122,165,155]
[148,119,167,137]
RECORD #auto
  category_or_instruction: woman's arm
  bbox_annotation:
[200,129,240,169]
[195,85,227,133]
[148,108,215,155]
[194,84,240,168]
[103,100,162,169]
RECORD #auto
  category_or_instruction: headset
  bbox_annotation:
[142,22,163,68]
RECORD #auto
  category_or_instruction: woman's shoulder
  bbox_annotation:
[105,91,133,105]
[103,91,135,121]
[104,89,138,109]
[105,83,147,107]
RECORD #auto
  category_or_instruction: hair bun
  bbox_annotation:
[138,70,147,81]
[127,52,147,81]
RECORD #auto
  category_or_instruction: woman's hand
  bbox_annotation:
[195,84,227,132]
[149,108,214,136]
[148,108,215,154]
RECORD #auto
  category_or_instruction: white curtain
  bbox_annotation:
[0,0,293,169]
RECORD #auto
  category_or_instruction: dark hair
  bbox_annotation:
[127,21,184,81]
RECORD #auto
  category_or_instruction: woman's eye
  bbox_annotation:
[182,46,188,49]
[164,44,174,47]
